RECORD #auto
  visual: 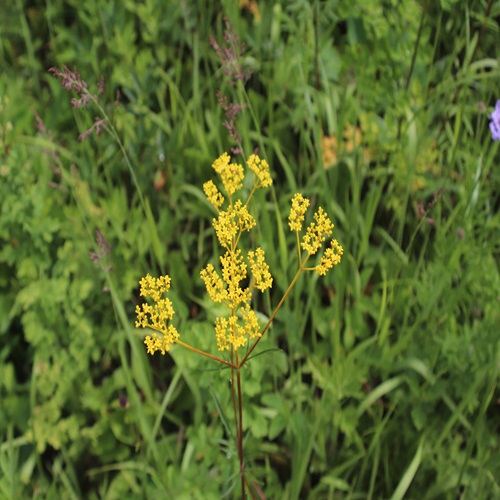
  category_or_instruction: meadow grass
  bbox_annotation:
[0,1,499,498]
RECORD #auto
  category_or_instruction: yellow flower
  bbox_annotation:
[247,154,272,188]
[200,263,228,303]
[215,317,230,351]
[212,209,238,248]
[136,152,344,361]
[212,152,244,196]
[215,315,246,351]
[288,194,342,262]
[220,249,251,309]
[301,207,334,255]
[248,247,273,292]
[203,180,224,209]
[234,200,257,232]
[144,327,180,355]
[214,306,262,352]
[315,239,344,275]
[240,304,261,341]
[136,274,179,354]
[212,200,256,249]
[138,274,171,302]
[226,316,248,351]
[288,194,310,231]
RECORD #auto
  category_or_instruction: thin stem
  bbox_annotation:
[174,340,236,368]
[230,349,240,440]
[245,184,258,207]
[90,98,148,214]
[235,351,247,499]
[296,231,303,266]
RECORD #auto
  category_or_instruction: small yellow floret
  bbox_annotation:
[136,274,179,354]
[200,263,228,303]
[247,154,272,188]
[215,317,230,351]
[301,207,334,255]
[144,326,180,355]
[212,210,238,249]
[220,249,251,309]
[203,180,224,209]
[248,247,273,292]
[234,200,256,232]
[212,200,256,249]
[212,152,244,196]
[289,194,310,232]
[315,239,344,275]
[214,306,262,352]
[241,304,261,340]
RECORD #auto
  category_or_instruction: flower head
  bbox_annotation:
[212,152,244,196]
[248,247,273,292]
[204,180,225,209]
[135,274,179,354]
[289,194,310,231]
[301,207,334,255]
[212,200,256,248]
[49,65,89,106]
[199,154,275,352]
[201,248,264,352]
[289,194,344,273]
[315,239,344,275]
[214,305,261,352]
[49,65,106,141]
[200,264,227,303]
[247,154,272,188]
[489,100,500,141]
[220,249,251,309]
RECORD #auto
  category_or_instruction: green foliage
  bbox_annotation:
[1,0,499,498]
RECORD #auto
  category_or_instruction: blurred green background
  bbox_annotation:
[1,0,499,498]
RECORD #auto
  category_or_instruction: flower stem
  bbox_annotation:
[234,351,247,498]
[174,340,236,368]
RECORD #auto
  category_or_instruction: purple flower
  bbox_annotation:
[490,100,500,141]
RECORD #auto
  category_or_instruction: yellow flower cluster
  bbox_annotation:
[212,200,256,249]
[203,180,224,208]
[200,153,274,351]
[288,193,310,231]
[316,239,344,275]
[214,305,261,351]
[201,242,272,351]
[288,194,343,274]
[211,152,244,197]
[220,249,252,308]
[301,207,334,255]
[135,274,179,354]
[248,248,273,292]
[199,264,227,303]
[247,154,272,188]
[136,153,343,358]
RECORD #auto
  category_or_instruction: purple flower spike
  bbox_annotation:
[490,100,500,141]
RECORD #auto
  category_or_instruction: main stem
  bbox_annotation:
[234,350,247,499]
